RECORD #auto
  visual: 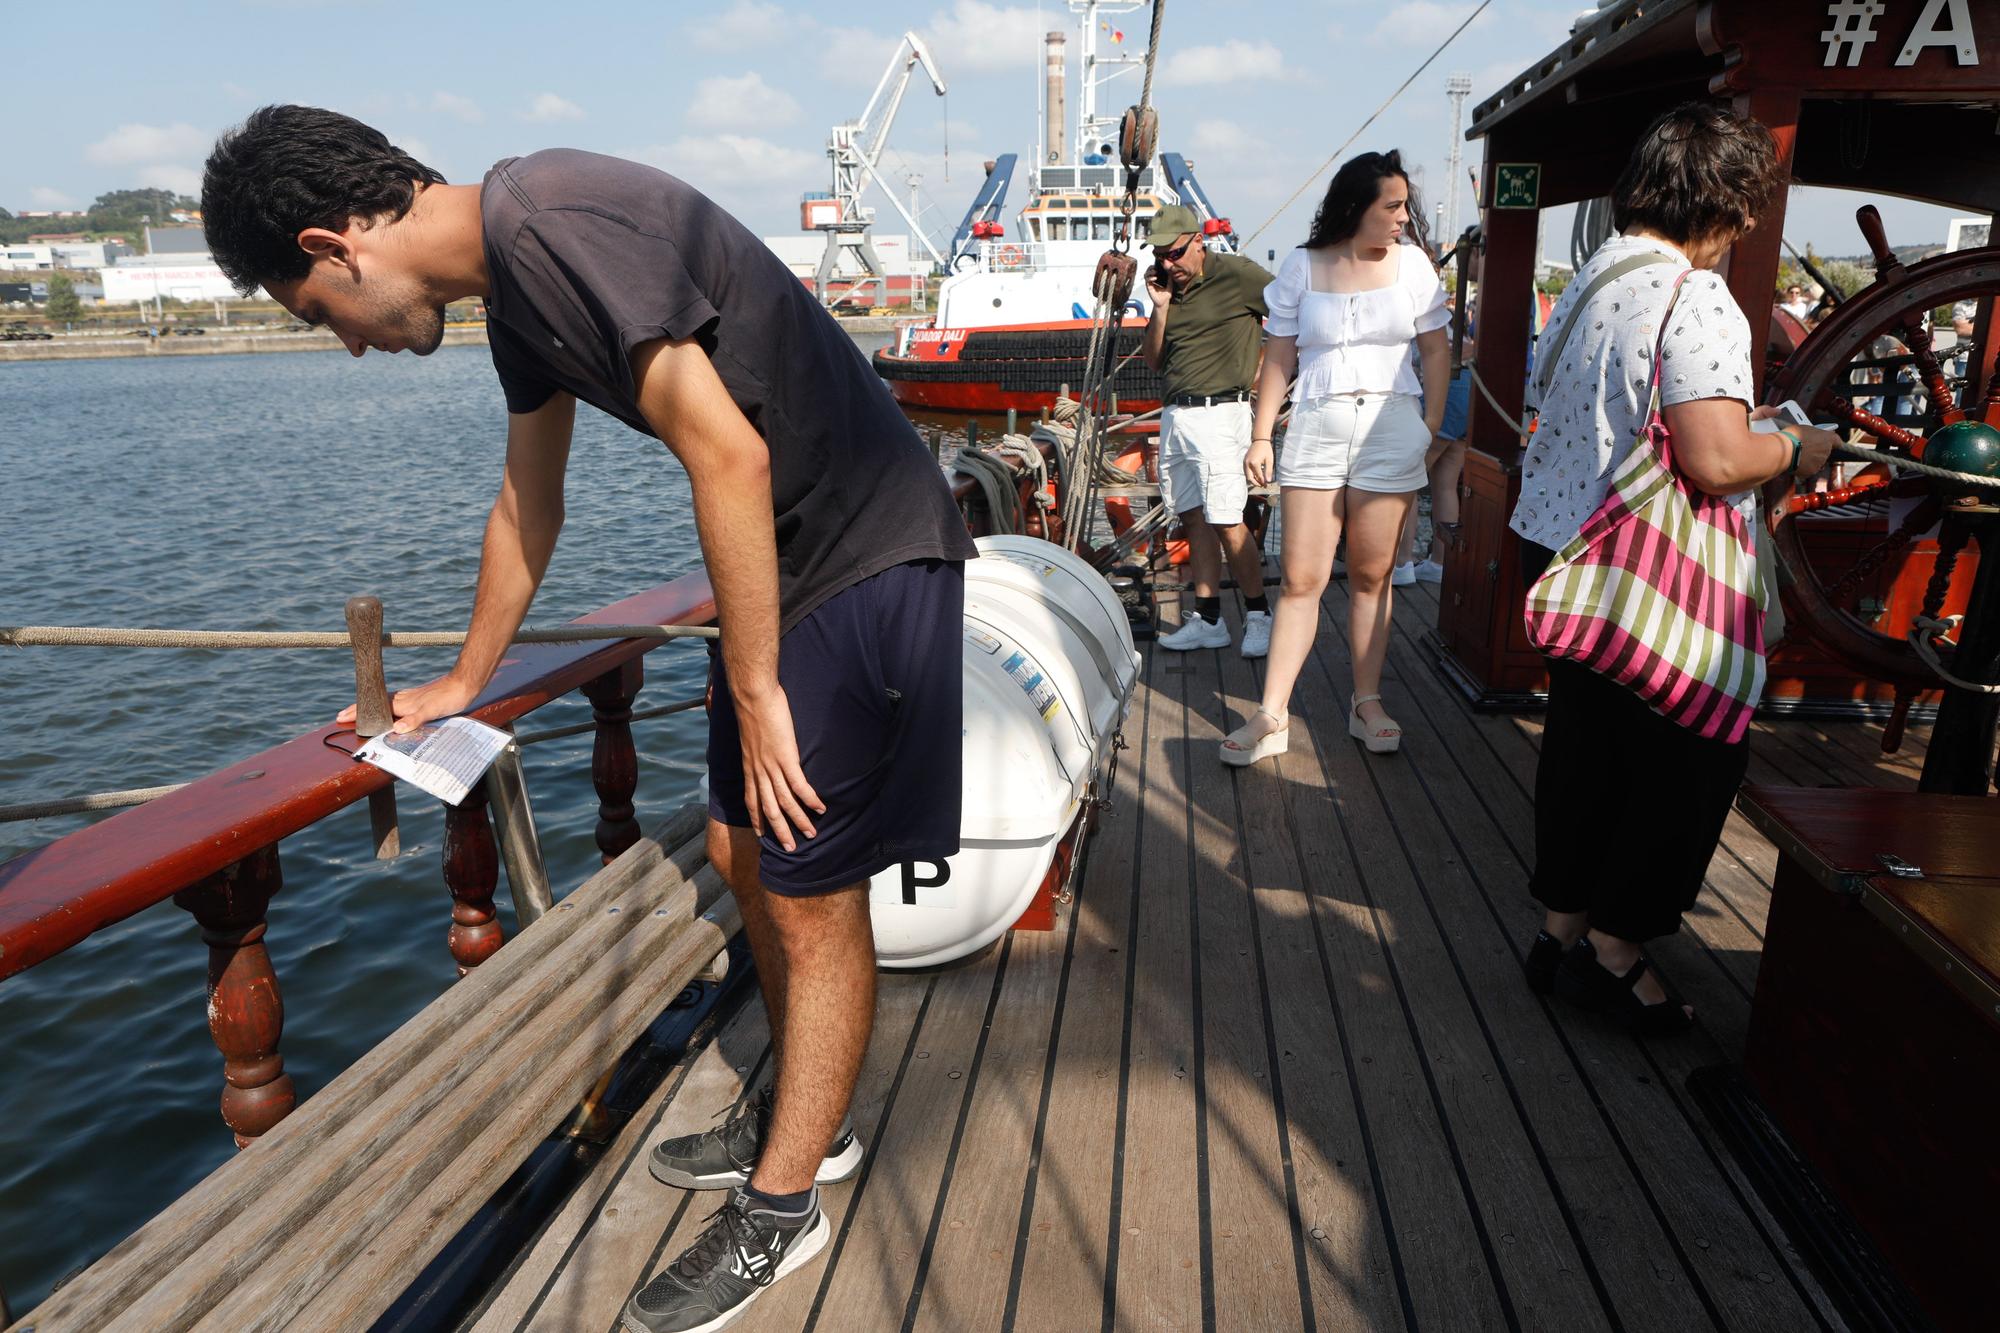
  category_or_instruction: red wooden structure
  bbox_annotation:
[1436,0,2000,712]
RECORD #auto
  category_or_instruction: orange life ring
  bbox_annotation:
[996,245,1026,270]
[1103,444,1189,565]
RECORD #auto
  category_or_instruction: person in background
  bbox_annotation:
[1394,309,1474,584]
[1141,204,1275,658]
[1223,150,1450,766]
[1511,103,1840,1035]
[1779,282,1812,321]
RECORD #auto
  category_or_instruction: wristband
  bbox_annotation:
[1252,437,1273,445]
[1778,428,1804,474]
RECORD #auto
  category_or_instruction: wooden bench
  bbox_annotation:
[9,806,736,1333]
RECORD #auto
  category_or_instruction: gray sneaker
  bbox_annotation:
[621,1187,829,1333]
[650,1085,863,1191]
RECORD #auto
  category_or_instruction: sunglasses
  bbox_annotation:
[1155,238,1195,262]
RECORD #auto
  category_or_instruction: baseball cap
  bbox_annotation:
[1146,205,1201,248]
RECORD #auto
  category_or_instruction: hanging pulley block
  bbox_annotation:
[1094,251,1137,309]
[1118,106,1158,171]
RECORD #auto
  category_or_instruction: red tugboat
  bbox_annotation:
[872,0,1242,415]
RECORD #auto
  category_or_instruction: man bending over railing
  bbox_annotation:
[201,106,977,1332]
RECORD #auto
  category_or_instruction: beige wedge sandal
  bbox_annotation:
[1348,693,1402,754]
[1220,707,1289,767]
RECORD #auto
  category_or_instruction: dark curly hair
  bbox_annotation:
[202,105,444,296]
[1611,102,1780,245]
[1305,150,1429,253]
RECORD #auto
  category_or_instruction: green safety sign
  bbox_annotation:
[1492,163,1541,210]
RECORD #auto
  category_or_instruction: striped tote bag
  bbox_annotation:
[1523,272,1767,744]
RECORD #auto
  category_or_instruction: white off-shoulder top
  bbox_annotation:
[1263,242,1449,400]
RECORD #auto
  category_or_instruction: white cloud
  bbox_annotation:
[1191,120,1256,157]
[1368,2,1497,46]
[819,25,897,85]
[84,122,210,167]
[523,93,585,123]
[922,1,1042,73]
[687,73,801,132]
[429,91,483,123]
[27,185,77,208]
[392,135,436,167]
[631,135,817,190]
[1160,40,1287,87]
[134,164,203,196]
[692,0,788,53]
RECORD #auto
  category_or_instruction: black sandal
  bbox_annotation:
[1554,937,1693,1037]
[1523,930,1565,995]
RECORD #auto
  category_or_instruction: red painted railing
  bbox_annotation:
[0,465,1027,1148]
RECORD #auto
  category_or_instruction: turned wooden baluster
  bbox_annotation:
[173,844,297,1146]
[582,659,644,865]
[444,780,504,974]
[1857,204,1964,427]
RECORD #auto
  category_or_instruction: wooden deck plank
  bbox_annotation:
[487,999,772,1333]
[1006,661,1151,1333]
[905,908,1070,1331]
[1214,629,1406,1332]
[1259,623,1512,1330]
[1106,645,1206,1330]
[796,944,1010,1327]
[1185,623,1309,1332]
[1369,600,1837,1331]
[1292,601,1620,1332]
[1336,642,1723,1332]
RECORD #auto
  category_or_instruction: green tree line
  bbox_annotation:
[0,188,198,246]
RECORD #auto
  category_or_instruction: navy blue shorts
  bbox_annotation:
[707,558,965,895]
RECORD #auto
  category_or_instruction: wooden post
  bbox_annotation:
[444,780,504,974]
[1726,85,1800,400]
[344,594,401,859]
[582,659,644,865]
[173,844,296,1146]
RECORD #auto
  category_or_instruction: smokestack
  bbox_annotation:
[1045,31,1066,165]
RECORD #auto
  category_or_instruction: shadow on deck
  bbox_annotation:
[466,579,1924,1333]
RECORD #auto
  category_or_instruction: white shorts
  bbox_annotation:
[1157,400,1251,525]
[1277,392,1430,492]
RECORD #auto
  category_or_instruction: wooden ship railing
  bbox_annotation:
[0,457,1051,1325]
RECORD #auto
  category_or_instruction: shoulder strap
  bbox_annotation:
[1532,253,1677,402]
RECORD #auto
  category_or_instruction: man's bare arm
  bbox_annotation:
[628,334,822,850]
[337,391,575,730]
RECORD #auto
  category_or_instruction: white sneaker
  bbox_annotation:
[1240,610,1272,658]
[1391,563,1418,587]
[1157,613,1231,650]
[1414,559,1445,583]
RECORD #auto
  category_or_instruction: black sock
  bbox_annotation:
[1242,594,1269,614]
[743,1182,815,1214]
[1195,596,1221,623]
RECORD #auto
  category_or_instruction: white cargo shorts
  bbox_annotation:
[1157,400,1251,526]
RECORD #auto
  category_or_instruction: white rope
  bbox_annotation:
[1832,440,2000,489]
[1910,614,2000,694]
[0,784,188,823]
[1,623,717,650]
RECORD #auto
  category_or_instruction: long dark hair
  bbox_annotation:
[1306,150,1429,252]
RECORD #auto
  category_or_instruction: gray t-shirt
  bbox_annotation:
[480,149,976,633]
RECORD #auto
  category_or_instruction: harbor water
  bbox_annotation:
[0,333,986,1311]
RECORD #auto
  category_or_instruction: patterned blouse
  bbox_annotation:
[1512,234,1756,553]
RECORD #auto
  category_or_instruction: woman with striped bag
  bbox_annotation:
[1511,104,1839,1036]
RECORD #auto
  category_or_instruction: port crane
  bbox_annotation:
[815,31,948,308]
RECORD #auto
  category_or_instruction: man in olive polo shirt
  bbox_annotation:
[1140,204,1272,656]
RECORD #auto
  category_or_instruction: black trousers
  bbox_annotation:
[1521,542,1752,943]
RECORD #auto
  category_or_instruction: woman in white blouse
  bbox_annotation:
[1222,151,1450,765]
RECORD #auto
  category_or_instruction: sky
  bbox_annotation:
[2,0,1979,266]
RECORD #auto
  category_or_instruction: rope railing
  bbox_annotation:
[0,623,718,650]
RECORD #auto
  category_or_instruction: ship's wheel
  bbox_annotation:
[1765,207,2000,704]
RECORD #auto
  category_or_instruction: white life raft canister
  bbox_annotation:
[867,535,1142,968]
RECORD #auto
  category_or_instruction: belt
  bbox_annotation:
[1165,390,1250,407]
